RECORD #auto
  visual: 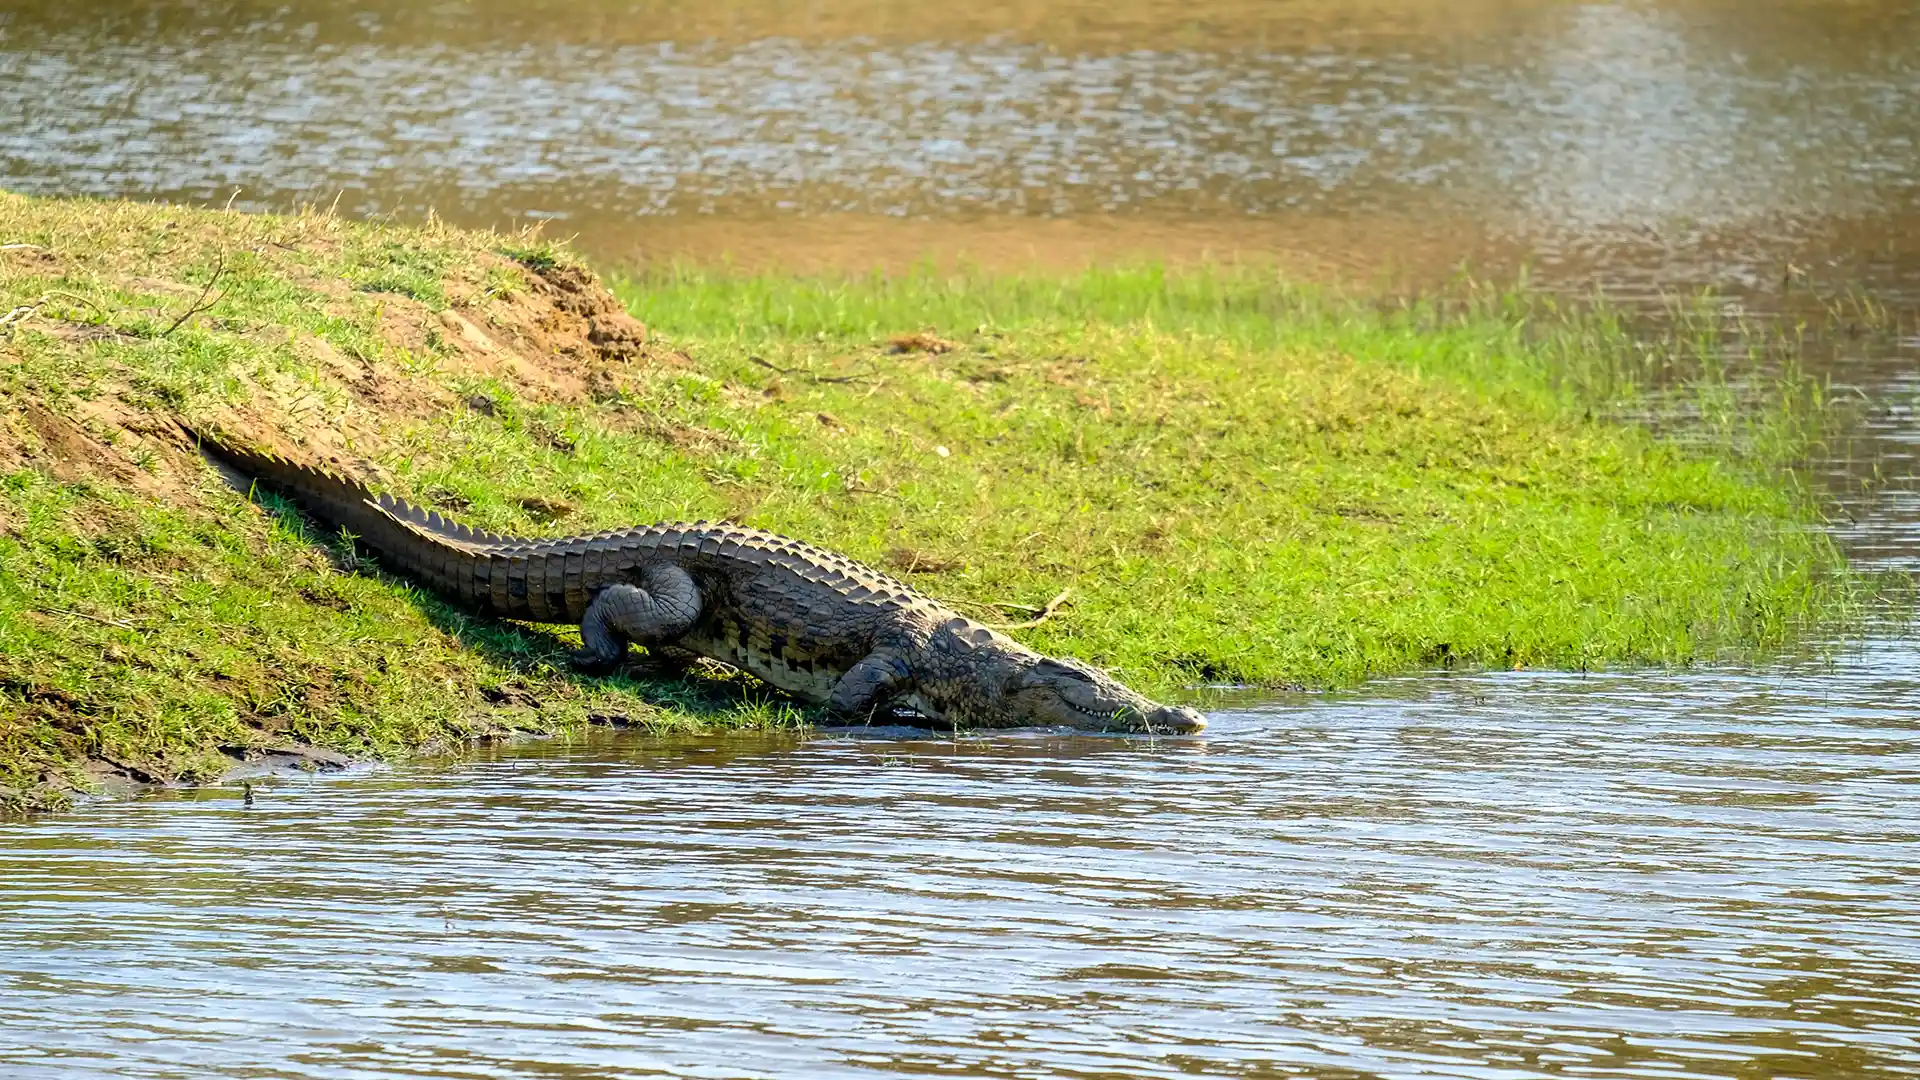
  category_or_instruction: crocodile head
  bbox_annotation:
[1002,654,1208,734]
[914,621,1206,733]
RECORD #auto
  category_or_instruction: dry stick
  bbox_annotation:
[161,256,228,337]
[750,355,877,385]
[989,588,1073,631]
[986,600,1044,613]
[0,286,109,332]
[48,608,137,630]
[1,291,111,334]
[0,302,43,330]
[841,483,900,500]
[43,290,106,316]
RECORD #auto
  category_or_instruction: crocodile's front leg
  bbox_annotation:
[572,563,703,673]
[828,650,914,720]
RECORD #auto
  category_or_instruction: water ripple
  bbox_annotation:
[4,640,1918,1078]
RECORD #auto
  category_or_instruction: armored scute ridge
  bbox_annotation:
[192,431,1206,734]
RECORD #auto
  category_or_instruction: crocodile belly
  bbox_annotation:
[674,629,844,705]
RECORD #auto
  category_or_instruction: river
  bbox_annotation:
[1,2,1916,1076]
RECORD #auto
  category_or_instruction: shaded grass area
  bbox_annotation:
[0,193,1859,810]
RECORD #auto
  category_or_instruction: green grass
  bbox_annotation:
[0,192,1862,811]
[603,265,1854,682]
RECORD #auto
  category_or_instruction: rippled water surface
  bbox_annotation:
[3,2,1919,1076]
[5,642,1920,1078]
[2,0,1917,289]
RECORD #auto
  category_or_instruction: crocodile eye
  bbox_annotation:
[1032,657,1095,682]
[1008,662,1065,693]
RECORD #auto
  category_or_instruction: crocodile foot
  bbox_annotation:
[568,649,624,676]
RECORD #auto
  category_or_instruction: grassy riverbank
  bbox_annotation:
[0,193,1854,810]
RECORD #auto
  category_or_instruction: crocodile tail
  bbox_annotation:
[186,426,504,599]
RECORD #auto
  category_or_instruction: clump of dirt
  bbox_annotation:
[1,243,62,273]
[6,243,669,499]
[887,332,961,355]
[527,260,651,359]
[452,254,653,401]
[13,401,187,499]
[887,547,966,574]
[0,410,23,474]
[517,495,576,522]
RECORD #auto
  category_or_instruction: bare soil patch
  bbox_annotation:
[8,241,669,501]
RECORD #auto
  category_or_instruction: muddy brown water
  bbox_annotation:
[2,2,1919,1077]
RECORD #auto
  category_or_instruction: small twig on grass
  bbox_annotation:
[48,608,137,630]
[161,255,228,337]
[750,355,878,385]
[0,302,43,331]
[0,291,111,334]
[987,588,1072,631]
[986,600,1044,614]
[43,291,106,317]
[841,483,900,500]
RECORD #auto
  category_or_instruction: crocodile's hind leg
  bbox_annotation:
[572,564,703,674]
[828,650,913,720]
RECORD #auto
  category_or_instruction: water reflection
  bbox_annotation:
[3,641,1919,1078]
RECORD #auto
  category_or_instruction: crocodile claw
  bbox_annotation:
[568,649,623,676]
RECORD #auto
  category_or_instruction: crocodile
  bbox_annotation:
[191,431,1207,734]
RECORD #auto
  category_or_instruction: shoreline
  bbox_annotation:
[0,193,1859,811]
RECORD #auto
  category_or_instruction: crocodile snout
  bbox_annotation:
[1146,705,1207,734]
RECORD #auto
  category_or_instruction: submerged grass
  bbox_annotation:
[0,193,1861,810]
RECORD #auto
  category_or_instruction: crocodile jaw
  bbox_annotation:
[1029,693,1209,734]
[915,635,1207,733]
